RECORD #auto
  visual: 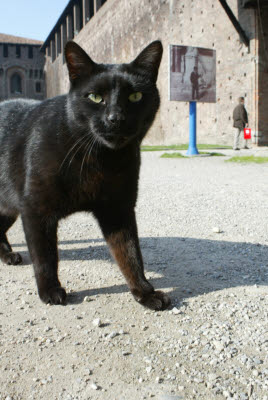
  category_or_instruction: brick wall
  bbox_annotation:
[257,7,268,145]
[44,0,267,146]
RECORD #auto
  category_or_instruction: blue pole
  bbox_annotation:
[186,101,199,156]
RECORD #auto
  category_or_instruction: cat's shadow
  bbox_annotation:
[12,236,268,305]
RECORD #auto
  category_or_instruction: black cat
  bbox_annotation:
[0,41,170,311]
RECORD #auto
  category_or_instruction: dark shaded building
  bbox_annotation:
[0,33,46,101]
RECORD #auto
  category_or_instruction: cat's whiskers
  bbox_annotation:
[79,136,95,179]
[79,135,98,184]
[65,133,94,172]
[59,133,89,172]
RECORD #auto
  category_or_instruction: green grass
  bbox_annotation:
[226,155,268,164]
[160,152,185,158]
[141,144,232,151]
[160,151,225,158]
[199,152,225,156]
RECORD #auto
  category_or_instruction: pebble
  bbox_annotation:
[92,318,101,327]
[212,227,222,233]
[122,351,131,356]
[90,383,99,390]
[84,296,92,302]
[170,307,181,315]
[107,331,118,339]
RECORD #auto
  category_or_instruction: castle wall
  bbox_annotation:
[0,43,46,101]
[44,0,265,145]
[257,7,268,145]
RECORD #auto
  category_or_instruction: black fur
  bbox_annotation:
[0,41,170,310]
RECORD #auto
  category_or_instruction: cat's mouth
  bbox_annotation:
[103,134,130,149]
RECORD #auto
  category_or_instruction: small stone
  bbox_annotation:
[208,373,218,382]
[194,378,204,383]
[44,326,52,332]
[107,331,118,339]
[84,368,92,375]
[83,296,92,302]
[142,326,149,331]
[252,357,263,365]
[212,227,221,233]
[91,383,99,390]
[92,318,101,327]
[248,384,254,396]
[213,340,224,352]
[171,307,181,315]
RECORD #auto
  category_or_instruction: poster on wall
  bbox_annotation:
[169,45,216,103]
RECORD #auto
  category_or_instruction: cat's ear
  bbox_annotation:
[65,41,96,84]
[131,41,163,82]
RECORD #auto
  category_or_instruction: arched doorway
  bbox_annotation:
[10,73,22,94]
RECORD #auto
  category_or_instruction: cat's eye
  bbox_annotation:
[128,92,143,103]
[88,93,103,103]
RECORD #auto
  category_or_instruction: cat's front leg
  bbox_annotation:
[94,207,170,311]
[21,211,66,305]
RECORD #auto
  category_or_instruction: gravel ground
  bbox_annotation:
[0,147,267,400]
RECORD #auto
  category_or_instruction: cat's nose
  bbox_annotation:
[107,112,125,125]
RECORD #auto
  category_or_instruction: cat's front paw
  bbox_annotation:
[39,286,67,305]
[4,251,22,265]
[139,290,171,311]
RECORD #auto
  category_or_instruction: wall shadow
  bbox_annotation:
[10,236,267,305]
[68,236,268,304]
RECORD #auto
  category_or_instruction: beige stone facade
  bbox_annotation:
[0,34,46,101]
[42,0,268,146]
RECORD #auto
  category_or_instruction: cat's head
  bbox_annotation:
[65,40,162,149]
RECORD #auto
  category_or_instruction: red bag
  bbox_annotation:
[244,128,251,139]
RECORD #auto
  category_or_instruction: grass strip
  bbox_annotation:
[160,152,225,158]
[142,144,232,151]
[160,152,185,158]
[226,156,268,164]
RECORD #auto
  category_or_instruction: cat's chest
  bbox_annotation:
[76,167,137,208]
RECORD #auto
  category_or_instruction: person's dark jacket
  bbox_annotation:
[233,104,248,129]
[190,71,200,86]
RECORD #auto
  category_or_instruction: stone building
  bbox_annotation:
[0,33,46,101]
[41,0,268,146]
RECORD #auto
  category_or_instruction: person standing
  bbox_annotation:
[190,66,200,100]
[233,97,249,150]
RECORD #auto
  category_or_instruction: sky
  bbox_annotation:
[0,0,69,41]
